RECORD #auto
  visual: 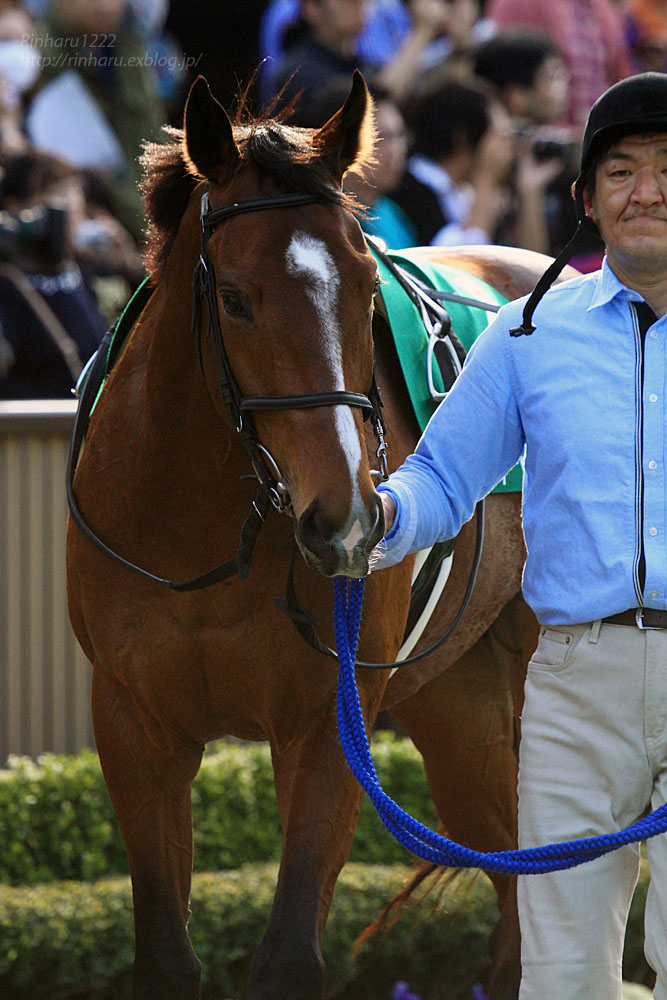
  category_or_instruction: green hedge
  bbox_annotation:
[0,739,654,997]
[0,736,437,884]
[0,862,652,999]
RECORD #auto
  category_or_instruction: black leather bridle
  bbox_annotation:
[67,187,388,590]
[192,186,388,512]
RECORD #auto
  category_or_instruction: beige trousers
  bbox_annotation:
[517,620,667,1000]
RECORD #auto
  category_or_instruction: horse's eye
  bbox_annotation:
[372,277,381,298]
[221,290,246,318]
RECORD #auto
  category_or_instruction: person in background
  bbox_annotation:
[310,78,417,248]
[473,31,569,129]
[259,0,411,104]
[165,0,266,113]
[351,87,417,248]
[389,76,515,246]
[0,0,40,154]
[472,31,578,255]
[485,0,631,128]
[371,71,667,999]
[126,0,189,122]
[76,167,146,324]
[25,0,166,240]
[273,0,451,122]
[623,0,667,72]
[416,0,487,78]
[0,150,109,398]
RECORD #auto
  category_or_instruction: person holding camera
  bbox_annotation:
[486,0,631,129]
[272,0,453,123]
[389,76,516,248]
[473,31,579,257]
[0,149,108,399]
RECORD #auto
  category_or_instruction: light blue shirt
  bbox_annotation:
[375,259,667,625]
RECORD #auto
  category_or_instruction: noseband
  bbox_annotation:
[192,186,388,511]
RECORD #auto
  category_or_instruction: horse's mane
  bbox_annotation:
[139,91,366,281]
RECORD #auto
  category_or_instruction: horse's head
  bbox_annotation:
[179,73,385,577]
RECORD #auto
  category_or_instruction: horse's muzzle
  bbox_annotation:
[296,494,384,577]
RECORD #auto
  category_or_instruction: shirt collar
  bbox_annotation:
[587,256,648,312]
[408,155,454,197]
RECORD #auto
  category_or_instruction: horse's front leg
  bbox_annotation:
[246,698,375,1000]
[91,665,204,1000]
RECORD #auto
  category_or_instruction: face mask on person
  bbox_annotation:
[0,41,40,108]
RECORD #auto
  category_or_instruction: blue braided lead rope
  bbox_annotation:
[334,576,667,876]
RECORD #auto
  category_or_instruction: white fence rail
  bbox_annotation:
[0,400,94,762]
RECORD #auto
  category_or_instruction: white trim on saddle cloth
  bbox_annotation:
[391,545,455,675]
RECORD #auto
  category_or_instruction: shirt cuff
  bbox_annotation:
[371,483,419,570]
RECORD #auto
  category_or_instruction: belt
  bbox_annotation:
[603,608,667,629]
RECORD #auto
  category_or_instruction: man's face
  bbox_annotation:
[583,132,667,270]
[527,55,569,124]
[370,100,408,192]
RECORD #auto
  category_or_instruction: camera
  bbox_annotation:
[0,204,68,265]
[531,136,572,162]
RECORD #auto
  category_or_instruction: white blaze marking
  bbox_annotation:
[286,231,362,551]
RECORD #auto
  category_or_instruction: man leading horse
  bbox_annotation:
[373,72,667,999]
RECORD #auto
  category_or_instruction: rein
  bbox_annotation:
[276,501,484,668]
[67,187,388,590]
[334,576,667,872]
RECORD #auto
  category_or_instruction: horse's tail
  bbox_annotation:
[353,856,477,953]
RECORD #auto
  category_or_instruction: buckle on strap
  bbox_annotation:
[636,608,667,630]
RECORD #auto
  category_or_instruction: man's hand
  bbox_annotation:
[380,492,396,536]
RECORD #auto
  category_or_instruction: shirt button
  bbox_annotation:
[650,526,659,536]
[649,460,658,469]
[650,393,659,402]
[651,590,659,599]
[650,329,658,338]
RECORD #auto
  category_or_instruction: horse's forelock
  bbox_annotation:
[140,110,360,281]
[240,121,349,206]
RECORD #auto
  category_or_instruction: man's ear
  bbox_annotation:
[579,181,595,221]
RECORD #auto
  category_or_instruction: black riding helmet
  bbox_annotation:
[511,72,667,336]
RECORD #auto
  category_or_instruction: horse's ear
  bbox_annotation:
[183,76,240,186]
[313,71,375,183]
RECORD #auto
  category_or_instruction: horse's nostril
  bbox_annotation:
[297,496,384,567]
[298,498,335,551]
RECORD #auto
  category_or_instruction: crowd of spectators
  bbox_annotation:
[0,0,664,398]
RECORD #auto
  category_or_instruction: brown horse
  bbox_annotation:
[66,73,553,1000]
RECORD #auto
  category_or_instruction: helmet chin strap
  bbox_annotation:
[509,216,601,337]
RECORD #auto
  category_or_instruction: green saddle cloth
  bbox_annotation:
[370,246,522,494]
